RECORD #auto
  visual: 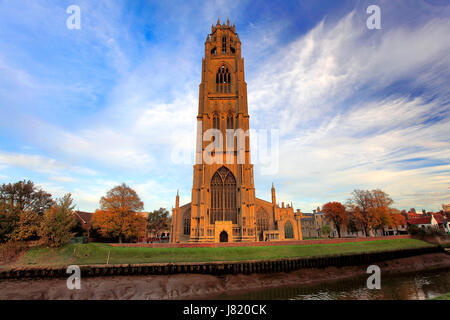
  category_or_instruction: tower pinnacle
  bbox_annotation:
[271,183,276,205]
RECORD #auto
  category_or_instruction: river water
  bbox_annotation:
[0,267,449,300]
[209,268,450,300]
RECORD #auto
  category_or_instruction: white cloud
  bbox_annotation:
[0,152,97,176]
[48,176,77,183]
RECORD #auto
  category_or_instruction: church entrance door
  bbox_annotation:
[219,231,228,243]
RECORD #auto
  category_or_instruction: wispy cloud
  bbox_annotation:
[250,8,450,211]
[0,1,448,212]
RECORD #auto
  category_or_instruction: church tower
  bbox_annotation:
[171,19,256,243]
[170,20,302,243]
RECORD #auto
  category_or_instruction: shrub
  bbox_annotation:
[0,241,28,264]
[407,224,421,235]
[408,224,446,237]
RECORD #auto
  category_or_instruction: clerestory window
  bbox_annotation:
[184,210,191,235]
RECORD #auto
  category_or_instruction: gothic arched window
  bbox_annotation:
[226,113,234,129]
[210,166,237,224]
[213,113,220,130]
[284,221,294,239]
[216,65,231,93]
[211,172,222,224]
[184,210,191,235]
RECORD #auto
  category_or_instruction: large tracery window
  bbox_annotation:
[216,65,231,93]
[284,221,294,239]
[256,208,270,240]
[256,208,270,232]
[210,166,237,224]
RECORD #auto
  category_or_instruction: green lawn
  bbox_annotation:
[12,238,435,267]
[430,293,450,300]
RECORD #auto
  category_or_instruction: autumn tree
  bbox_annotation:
[0,180,53,242]
[322,202,348,238]
[38,194,76,247]
[389,208,406,232]
[346,190,371,236]
[369,206,391,236]
[0,203,18,242]
[375,208,406,234]
[369,190,395,235]
[370,189,393,208]
[346,189,394,237]
[0,180,53,215]
[346,212,363,235]
[92,183,146,243]
[147,208,170,238]
[10,210,41,241]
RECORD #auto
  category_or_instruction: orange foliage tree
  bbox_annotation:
[322,202,348,238]
[92,183,146,243]
[347,189,394,237]
[368,206,391,235]
[389,208,406,232]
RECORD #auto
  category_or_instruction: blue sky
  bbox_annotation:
[0,0,449,213]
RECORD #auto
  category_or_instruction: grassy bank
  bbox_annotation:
[10,238,435,267]
[430,293,450,300]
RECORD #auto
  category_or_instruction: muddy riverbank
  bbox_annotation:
[212,267,450,300]
[0,252,448,300]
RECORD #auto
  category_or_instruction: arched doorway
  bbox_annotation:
[219,231,228,242]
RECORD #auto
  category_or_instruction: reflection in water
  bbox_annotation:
[0,267,449,300]
[212,268,450,300]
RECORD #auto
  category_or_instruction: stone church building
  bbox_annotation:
[170,20,303,243]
